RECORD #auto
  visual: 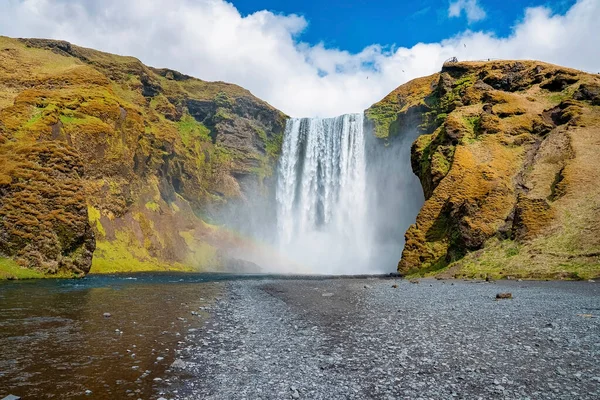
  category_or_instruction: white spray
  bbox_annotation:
[275,114,373,274]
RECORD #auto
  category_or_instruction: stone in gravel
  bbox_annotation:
[496,293,512,299]
[103,312,111,318]
[171,359,187,370]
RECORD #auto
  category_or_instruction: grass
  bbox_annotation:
[176,114,211,146]
[88,205,106,237]
[0,257,45,280]
[91,234,195,274]
[0,257,80,280]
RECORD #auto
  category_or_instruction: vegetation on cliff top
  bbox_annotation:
[366,60,600,280]
[0,36,287,278]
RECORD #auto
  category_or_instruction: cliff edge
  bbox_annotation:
[367,60,600,279]
[0,36,287,278]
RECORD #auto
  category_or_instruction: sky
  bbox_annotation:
[0,0,598,117]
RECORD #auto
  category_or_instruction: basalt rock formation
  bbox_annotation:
[0,36,286,278]
[367,60,600,280]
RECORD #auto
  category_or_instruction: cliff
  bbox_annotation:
[0,36,286,279]
[367,60,600,280]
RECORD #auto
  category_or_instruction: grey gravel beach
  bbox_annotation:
[161,278,600,400]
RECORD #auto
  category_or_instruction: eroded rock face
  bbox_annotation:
[0,141,95,276]
[0,37,287,277]
[367,60,600,279]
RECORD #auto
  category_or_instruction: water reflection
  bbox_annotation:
[0,273,222,399]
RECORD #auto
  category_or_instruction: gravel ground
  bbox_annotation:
[160,278,600,400]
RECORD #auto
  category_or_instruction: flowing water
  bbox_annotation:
[0,273,227,399]
[276,114,371,274]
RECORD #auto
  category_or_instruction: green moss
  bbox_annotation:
[214,107,234,122]
[177,114,211,146]
[0,257,45,280]
[88,205,106,237]
[24,107,43,127]
[454,74,476,90]
[178,230,220,267]
[266,132,284,158]
[144,200,160,212]
[463,116,481,136]
[91,232,194,273]
[365,103,401,139]
[431,150,451,177]
[214,91,234,108]
[254,125,283,159]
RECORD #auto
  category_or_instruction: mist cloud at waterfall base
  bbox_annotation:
[219,115,424,275]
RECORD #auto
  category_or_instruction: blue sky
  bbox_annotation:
[232,0,577,52]
[1,0,597,116]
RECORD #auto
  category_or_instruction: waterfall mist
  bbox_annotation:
[276,114,370,274]
[215,112,424,274]
[272,114,424,274]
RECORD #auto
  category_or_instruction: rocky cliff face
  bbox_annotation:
[0,36,286,278]
[367,60,600,279]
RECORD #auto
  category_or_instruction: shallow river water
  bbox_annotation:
[0,273,238,399]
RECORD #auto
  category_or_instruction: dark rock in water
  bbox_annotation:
[392,284,399,288]
[409,279,420,284]
[496,293,513,299]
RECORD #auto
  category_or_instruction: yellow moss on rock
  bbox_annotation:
[367,60,600,279]
[1,36,288,277]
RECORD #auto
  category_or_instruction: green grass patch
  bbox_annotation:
[91,234,195,274]
[144,200,160,212]
[87,205,106,237]
[177,114,211,146]
[0,257,45,280]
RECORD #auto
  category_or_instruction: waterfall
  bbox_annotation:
[275,114,372,274]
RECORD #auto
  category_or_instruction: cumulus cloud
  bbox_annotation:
[0,0,599,117]
[448,0,487,23]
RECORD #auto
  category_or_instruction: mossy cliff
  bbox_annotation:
[367,60,600,280]
[0,36,287,278]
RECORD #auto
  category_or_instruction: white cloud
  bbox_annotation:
[0,0,599,117]
[448,0,487,23]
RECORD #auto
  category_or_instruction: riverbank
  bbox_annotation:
[1,275,599,399]
[166,277,600,399]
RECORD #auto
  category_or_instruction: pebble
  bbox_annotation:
[165,279,600,400]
